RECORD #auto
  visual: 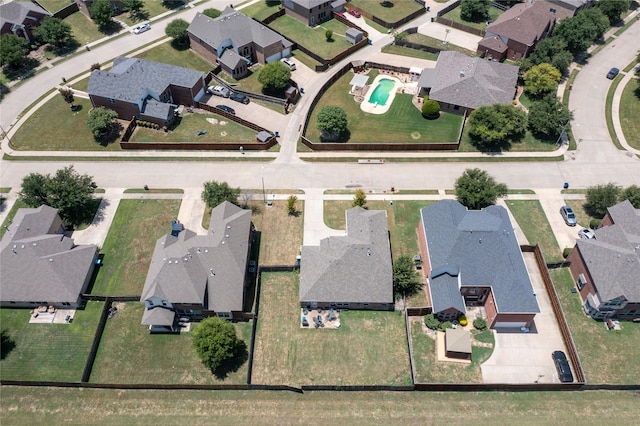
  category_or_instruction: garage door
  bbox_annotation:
[493,322,527,328]
[265,52,283,63]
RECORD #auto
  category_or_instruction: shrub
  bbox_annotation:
[473,317,487,330]
[438,321,453,331]
[325,30,333,41]
[563,247,572,258]
[590,219,601,229]
[90,63,101,71]
[424,314,439,330]
[421,99,440,118]
[459,315,468,326]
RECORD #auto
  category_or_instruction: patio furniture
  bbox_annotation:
[48,306,55,314]
[37,306,47,313]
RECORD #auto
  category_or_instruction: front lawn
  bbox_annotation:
[506,200,562,262]
[306,71,463,144]
[620,76,640,150]
[441,5,504,30]
[63,11,107,46]
[0,200,27,239]
[251,272,412,386]
[350,0,422,24]
[134,41,213,74]
[550,268,640,384]
[458,123,560,153]
[119,1,185,26]
[565,199,597,229]
[248,200,304,266]
[269,15,352,59]
[90,303,251,384]
[0,302,103,382]
[90,199,181,295]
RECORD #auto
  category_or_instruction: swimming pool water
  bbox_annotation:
[368,78,395,106]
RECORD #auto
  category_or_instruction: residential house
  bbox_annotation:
[0,1,51,42]
[477,1,556,61]
[567,200,640,321]
[140,202,253,332]
[417,51,519,115]
[283,0,336,26]
[87,56,206,126]
[75,0,124,18]
[0,205,98,309]
[187,8,292,78]
[299,207,393,310]
[417,200,540,329]
[535,0,595,21]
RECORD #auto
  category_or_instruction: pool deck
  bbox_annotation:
[360,74,418,115]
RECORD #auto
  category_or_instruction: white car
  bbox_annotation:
[578,228,596,240]
[280,57,296,71]
[132,24,151,34]
[208,85,230,98]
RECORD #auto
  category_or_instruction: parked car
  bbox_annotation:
[230,92,249,104]
[560,205,577,226]
[132,23,151,34]
[606,67,620,79]
[208,85,230,98]
[280,57,296,71]
[348,9,361,18]
[578,228,596,240]
[552,351,574,383]
[216,104,235,115]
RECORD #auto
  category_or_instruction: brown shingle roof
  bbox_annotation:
[485,1,555,46]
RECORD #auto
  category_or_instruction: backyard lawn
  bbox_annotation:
[550,268,640,385]
[459,125,560,153]
[90,303,251,384]
[269,15,352,59]
[620,76,640,150]
[0,301,103,382]
[240,1,281,21]
[506,200,562,262]
[251,272,412,386]
[381,43,439,61]
[441,5,504,30]
[350,0,422,24]
[306,71,463,144]
[409,318,494,383]
[90,199,181,295]
[404,32,477,57]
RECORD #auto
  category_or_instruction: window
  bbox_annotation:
[217,312,231,318]
[577,274,587,290]
[108,98,115,104]
[62,302,70,306]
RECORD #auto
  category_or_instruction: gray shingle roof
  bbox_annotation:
[421,200,540,315]
[485,1,555,46]
[87,56,204,105]
[141,202,251,317]
[430,268,466,314]
[575,200,640,303]
[0,1,50,29]
[0,205,97,304]
[291,0,329,9]
[300,208,393,304]
[427,51,519,109]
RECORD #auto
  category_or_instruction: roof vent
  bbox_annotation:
[205,249,209,253]
[460,70,465,78]
[49,258,53,262]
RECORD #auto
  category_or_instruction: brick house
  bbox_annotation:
[477,1,556,61]
[299,207,394,310]
[0,1,51,42]
[87,56,206,126]
[417,200,540,329]
[283,0,337,26]
[140,202,253,332]
[567,200,640,321]
[187,8,292,78]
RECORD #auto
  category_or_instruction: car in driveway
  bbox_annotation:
[230,92,249,104]
[606,67,620,79]
[280,57,296,71]
[578,228,596,240]
[552,351,574,383]
[132,24,151,34]
[348,9,361,18]
[207,85,230,98]
[215,104,235,115]
[560,206,577,226]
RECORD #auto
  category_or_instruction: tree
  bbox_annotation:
[33,17,74,48]
[165,18,190,43]
[523,63,562,97]
[550,50,574,76]
[59,87,75,105]
[467,104,527,147]
[325,30,333,41]
[316,106,348,141]
[424,314,439,330]
[286,195,298,215]
[554,8,609,53]
[257,61,291,93]
[352,189,367,208]
[0,34,29,69]
[460,0,489,22]
[203,8,222,18]
[455,168,508,210]
[18,166,96,226]
[597,0,629,25]
[90,0,114,28]
[392,255,422,298]
[201,180,241,208]
[86,107,118,139]
[421,99,440,118]
[585,183,622,218]
[620,185,640,208]
[192,317,246,372]
[527,93,572,138]
[526,36,574,75]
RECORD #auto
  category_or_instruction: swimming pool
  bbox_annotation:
[368,78,395,106]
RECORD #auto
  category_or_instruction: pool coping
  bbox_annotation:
[361,75,418,115]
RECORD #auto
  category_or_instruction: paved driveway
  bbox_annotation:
[481,253,570,384]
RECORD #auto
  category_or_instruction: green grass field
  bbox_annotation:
[63,11,106,46]
[90,303,251,384]
[404,32,477,56]
[350,0,422,23]
[269,15,352,59]
[506,200,562,262]
[458,124,560,153]
[619,76,640,150]
[306,71,462,143]
[240,1,281,21]
[90,199,181,295]
[0,200,26,239]
[134,41,213,74]
[251,272,412,386]
[381,43,439,61]
[0,302,102,381]
[441,5,503,30]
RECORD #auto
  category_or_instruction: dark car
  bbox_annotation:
[230,92,249,104]
[606,67,619,79]
[216,105,235,115]
[560,205,577,226]
[552,351,574,383]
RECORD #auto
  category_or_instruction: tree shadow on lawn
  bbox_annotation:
[469,132,528,153]
[211,340,248,380]
[128,10,150,23]
[320,129,351,143]
[94,122,124,147]
[2,58,39,81]
[98,21,123,36]
[0,329,16,360]
[170,39,191,51]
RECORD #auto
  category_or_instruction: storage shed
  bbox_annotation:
[345,28,364,45]
[445,328,472,360]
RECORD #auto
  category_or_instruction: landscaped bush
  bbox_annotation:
[459,315,468,326]
[421,99,440,118]
[438,321,453,331]
[473,317,487,330]
[590,219,601,229]
[562,247,572,258]
[424,314,439,330]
